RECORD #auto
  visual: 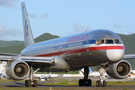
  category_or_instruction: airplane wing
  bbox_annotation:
[123,54,135,59]
[0,55,55,66]
[21,56,55,65]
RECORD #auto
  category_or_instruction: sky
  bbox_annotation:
[0,0,135,41]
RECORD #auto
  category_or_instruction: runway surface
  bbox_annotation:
[0,77,134,89]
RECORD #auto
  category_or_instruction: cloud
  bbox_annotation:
[40,13,48,18]
[125,25,130,28]
[73,23,92,32]
[113,24,121,28]
[28,13,37,18]
[0,18,7,21]
[0,0,18,8]
[128,32,133,35]
[0,24,22,40]
[113,24,130,28]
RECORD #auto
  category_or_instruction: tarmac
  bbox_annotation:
[0,77,134,89]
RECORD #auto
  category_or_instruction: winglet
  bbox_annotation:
[21,2,35,47]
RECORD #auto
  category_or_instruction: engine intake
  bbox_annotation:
[106,60,131,79]
[6,60,30,80]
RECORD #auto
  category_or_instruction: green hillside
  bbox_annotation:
[0,33,59,53]
[35,33,59,42]
[0,40,23,47]
[117,34,135,54]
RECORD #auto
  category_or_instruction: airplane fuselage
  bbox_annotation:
[20,29,124,71]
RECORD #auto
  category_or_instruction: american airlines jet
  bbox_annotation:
[0,2,134,87]
[0,61,7,79]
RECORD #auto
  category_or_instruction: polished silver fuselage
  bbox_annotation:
[20,29,124,71]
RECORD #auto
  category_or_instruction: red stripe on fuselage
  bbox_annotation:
[35,46,124,57]
[89,46,124,51]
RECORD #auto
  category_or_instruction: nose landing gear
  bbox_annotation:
[96,65,107,87]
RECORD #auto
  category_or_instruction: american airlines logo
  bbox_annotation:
[68,33,89,43]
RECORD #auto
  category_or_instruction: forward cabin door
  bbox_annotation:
[86,35,92,51]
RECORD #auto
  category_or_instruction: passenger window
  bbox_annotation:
[114,39,121,44]
[95,40,99,45]
[105,39,114,44]
[100,39,104,44]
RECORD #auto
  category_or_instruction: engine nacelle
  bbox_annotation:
[106,60,131,79]
[6,60,30,80]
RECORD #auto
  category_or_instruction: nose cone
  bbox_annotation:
[107,49,124,62]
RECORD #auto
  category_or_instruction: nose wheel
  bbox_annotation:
[96,80,106,87]
[79,67,92,86]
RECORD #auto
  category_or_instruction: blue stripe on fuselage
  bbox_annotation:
[23,39,96,55]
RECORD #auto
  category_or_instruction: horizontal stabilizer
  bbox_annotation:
[0,52,19,56]
[123,54,135,59]
[0,56,13,61]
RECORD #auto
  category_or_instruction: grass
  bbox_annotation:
[0,79,14,81]
[43,79,135,86]
[106,81,135,85]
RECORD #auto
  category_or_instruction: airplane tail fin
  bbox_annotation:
[21,2,35,47]
[1,61,7,65]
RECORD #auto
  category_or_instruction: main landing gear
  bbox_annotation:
[25,66,38,87]
[79,65,107,87]
[79,67,92,86]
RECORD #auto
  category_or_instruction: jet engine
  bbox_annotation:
[106,60,131,79]
[6,60,30,80]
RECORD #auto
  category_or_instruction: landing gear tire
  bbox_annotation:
[79,79,85,86]
[85,79,92,86]
[25,80,38,87]
[25,80,31,87]
[32,80,38,87]
[101,80,106,87]
[96,80,101,87]
[96,80,106,87]
[79,79,92,86]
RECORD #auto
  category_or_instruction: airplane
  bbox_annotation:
[35,72,51,81]
[131,70,135,74]
[0,61,8,79]
[0,1,134,87]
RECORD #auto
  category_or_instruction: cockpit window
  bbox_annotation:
[100,39,104,44]
[105,39,114,44]
[114,39,122,44]
[95,40,99,45]
[95,39,122,45]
